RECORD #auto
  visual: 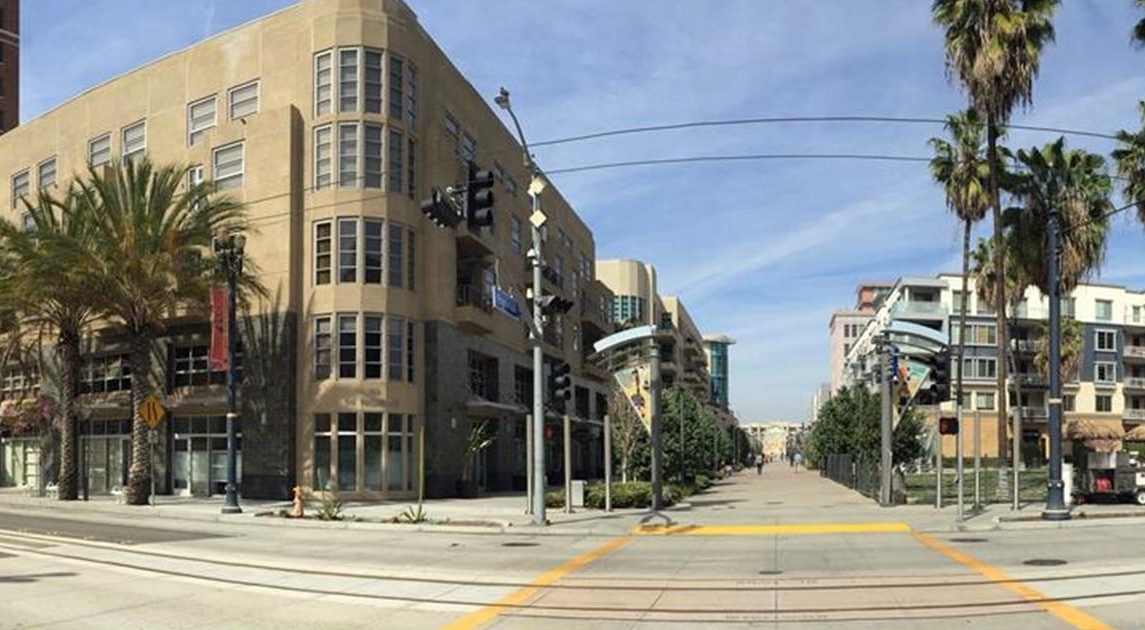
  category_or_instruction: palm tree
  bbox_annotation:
[1005,138,1113,298]
[1134,0,1145,47]
[929,107,991,425]
[1034,316,1081,384]
[969,236,1026,431]
[0,189,100,500]
[933,0,1060,434]
[1113,101,1145,225]
[76,157,247,506]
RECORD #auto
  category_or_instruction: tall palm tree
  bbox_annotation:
[0,189,100,500]
[969,236,1026,431]
[1034,316,1081,384]
[1113,101,1145,224]
[929,107,991,425]
[1134,0,1145,47]
[933,0,1060,435]
[76,157,247,506]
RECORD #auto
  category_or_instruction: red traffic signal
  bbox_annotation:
[938,416,959,435]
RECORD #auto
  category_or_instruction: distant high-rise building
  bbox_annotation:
[0,0,18,134]
[703,334,735,409]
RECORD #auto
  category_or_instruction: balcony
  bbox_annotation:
[455,284,494,335]
[1009,406,1048,420]
[1124,408,1145,421]
[890,300,947,320]
[1126,346,1145,362]
[1014,373,1047,388]
[579,281,613,336]
[1126,377,1145,391]
[1013,339,1038,353]
[456,226,494,259]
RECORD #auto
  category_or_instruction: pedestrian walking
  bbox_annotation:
[755,453,763,475]
[794,452,803,470]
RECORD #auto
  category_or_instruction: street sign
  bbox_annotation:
[139,394,166,430]
[491,286,522,320]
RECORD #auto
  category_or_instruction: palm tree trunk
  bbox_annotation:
[125,332,153,506]
[957,217,970,480]
[986,117,1013,486]
[56,329,81,500]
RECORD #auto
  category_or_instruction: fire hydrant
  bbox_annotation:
[291,485,304,518]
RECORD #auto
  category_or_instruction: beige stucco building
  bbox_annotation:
[0,0,617,500]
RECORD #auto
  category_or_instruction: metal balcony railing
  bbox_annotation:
[1124,408,1145,420]
[1126,346,1145,359]
[456,284,493,311]
[1125,377,1145,390]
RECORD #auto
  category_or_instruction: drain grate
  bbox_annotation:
[758,569,783,575]
[950,537,988,543]
[1023,558,1068,567]
[501,542,539,548]
[765,501,784,506]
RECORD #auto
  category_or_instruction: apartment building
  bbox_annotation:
[828,281,892,394]
[0,0,616,500]
[703,333,735,410]
[0,0,17,133]
[840,273,1145,462]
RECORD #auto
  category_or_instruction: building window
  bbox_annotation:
[975,392,995,411]
[364,124,383,188]
[364,50,383,113]
[314,317,332,379]
[89,134,112,167]
[843,343,851,356]
[460,133,476,162]
[10,169,28,208]
[315,51,333,116]
[20,212,34,232]
[510,216,522,254]
[406,321,416,382]
[170,344,239,389]
[1096,395,1113,413]
[1096,330,1117,352]
[1095,299,1113,321]
[187,95,216,145]
[959,357,996,380]
[388,54,404,120]
[1063,395,1075,412]
[1135,306,1143,324]
[338,314,357,378]
[80,354,132,394]
[388,316,406,382]
[408,138,417,199]
[364,219,383,284]
[338,123,359,187]
[337,412,357,491]
[407,230,416,292]
[388,224,404,288]
[388,129,404,193]
[953,323,996,346]
[122,120,146,162]
[363,412,384,490]
[468,352,498,400]
[314,221,332,285]
[37,157,56,189]
[339,48,359,112]
[212,141,244,190]
[364,315,383,379]
[314,413,332,491]
[1096,362,1117,383]
[406,65,418,125]
[514,366,533,406]
[338,218,357,282]
[228,81,259,119]
[314,125,332,190]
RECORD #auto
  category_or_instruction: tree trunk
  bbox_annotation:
[56,329,81,500]
[125,332,153,506]
[986,118,1012,475]
[956,217,971,475]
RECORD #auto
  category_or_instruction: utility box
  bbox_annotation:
[1063,462,1073,506]
[571,479,586,508]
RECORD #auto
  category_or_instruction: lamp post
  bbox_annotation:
[214,228,245,515]
[1043,202,1069,521]
[495,87,548,526]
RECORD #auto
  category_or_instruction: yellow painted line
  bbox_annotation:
[438,535,632,630]
[633,522,912,536]
[913,532,1116,630]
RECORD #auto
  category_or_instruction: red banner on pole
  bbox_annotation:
[209,285,229,371]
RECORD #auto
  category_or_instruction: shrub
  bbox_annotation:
[315,495,344,521]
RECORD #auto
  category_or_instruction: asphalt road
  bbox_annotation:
[0,468,1141,630]
[0,511,226,544]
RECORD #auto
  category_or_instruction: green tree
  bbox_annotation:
[1112,102,1145,226]
[933,0,1060,433]
[1033,316,1081,384]
[929,107,992,431]
[808,386,924,468]
[0,189,100,500]
[77,158,247,506]
[608,387,648,483]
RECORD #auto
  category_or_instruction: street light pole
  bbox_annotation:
[496,88,548,526]
[215,229,245,515]
[1043,203,1069,521]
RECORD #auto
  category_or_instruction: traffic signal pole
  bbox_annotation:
[530,195,547,525]
[879,337,892,506]
[1043,204,1069,521]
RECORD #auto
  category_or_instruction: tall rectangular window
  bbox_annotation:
[37,158,56,189]
[460,133,476,162]
[338,314,357,378]
[364,412,384,491]
[406,321,416,382]
[1096,362,1117,383]
[187,95,216,145]
[975,392,995,411]
[407,230,416,292]
[364,315,383,379]
[388,316,405,381]
[510,216,522,253]
[364,50,383,113]
[338,123,359,187]
[1096,330,1117,352]
[89,134,111,166]
[212,141,244,190]
[364,124,383,188]
[314,317,332,379]
[314,221,332,285]
[10,169,28,208]
[315,51,333,116]
[364,219,383,284]
[338,218,357,282]
[406,65,418,125]
[337,413,357,491]
[388,224,404,288]
[314,125,332,190]
[314,414,331,491]
[407,138,417,199]
[1096,395,1113,413]
[388,129,403,193]
[388,55,404,120]
[339,49,359,112]
[122,121,146,162]
[1095,299,1113,321]
[228,81,259,119]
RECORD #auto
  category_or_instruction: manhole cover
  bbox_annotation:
[758,569,783,575]
[950,537,988,543]
[501,542,539,548]
[765,501,784,506]
[1023,559,1068,567]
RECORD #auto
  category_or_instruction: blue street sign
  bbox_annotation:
[491,286,521,320]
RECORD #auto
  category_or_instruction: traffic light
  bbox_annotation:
[465,161,495,228]
[548,361,571,414]
[419,189,462,229]
[938,416,959,435]
[931,347,952,402]
[537,294,575,316]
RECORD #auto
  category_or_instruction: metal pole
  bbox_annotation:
[1043,205,1069,520]
[222,249,242,514]
[974,410,981,510]
[1012,328,1022,511]
[149,429,156,506]
[957,394,964,521]
[563,414,572,514]
[530,201,547,526]
[604,414,612,512]
[650,339,664,510]
[880,338,892,506]
[936,429,943,509]
[525,414,533,515]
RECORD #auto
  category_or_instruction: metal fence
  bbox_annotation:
[821,453,880,499]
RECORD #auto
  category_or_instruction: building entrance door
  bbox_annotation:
[173,438,192,496]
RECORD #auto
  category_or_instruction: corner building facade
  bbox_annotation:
[0,0,614,500]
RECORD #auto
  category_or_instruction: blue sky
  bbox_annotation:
[18,0,1145,422]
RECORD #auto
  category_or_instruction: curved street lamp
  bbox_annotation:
[213,228,245,514]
